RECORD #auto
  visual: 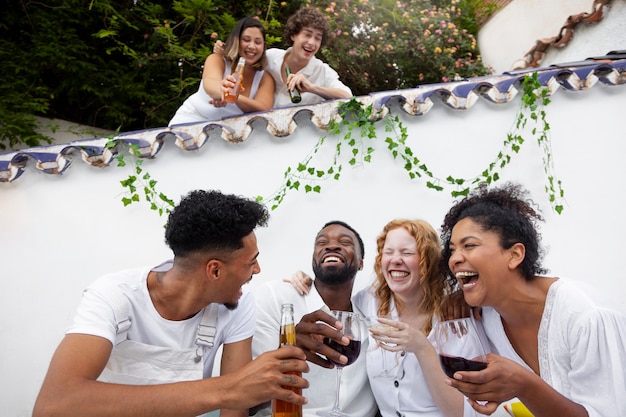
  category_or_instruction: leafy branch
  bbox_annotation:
[105,138,175,216]
[258,73,565,213]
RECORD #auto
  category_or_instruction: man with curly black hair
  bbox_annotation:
[34,190,309,417]
[267,6,352,107]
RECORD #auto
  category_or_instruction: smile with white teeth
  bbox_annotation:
[455,271,478,287]
[323,255,342,263]
[390,271,409,279]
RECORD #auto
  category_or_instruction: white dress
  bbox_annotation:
[481,278,626,417]
[353,287,483,417]
[169,58,265,126]
[265,48,352,108]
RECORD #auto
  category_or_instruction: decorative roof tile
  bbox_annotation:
[1,57,625,184]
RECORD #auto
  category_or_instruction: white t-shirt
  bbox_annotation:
[265,48,352,108]
[67,261,256,377]
[353,287,482,417]
[252,280,377,417]
[481,278,626,417]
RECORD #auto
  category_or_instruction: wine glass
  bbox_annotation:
[434,318,487,378]
[317,310,362,417]
[364,315,399,378]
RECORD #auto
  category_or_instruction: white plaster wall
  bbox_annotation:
[1,83,625,416]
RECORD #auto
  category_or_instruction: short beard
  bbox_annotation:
[313,262,358,286]
[224,302,238,310]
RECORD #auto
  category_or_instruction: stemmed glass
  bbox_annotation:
[433,318,487,378]
[317,311,362,417]
[364,315,399,378]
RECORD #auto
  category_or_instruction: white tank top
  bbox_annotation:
[169,57,265,125]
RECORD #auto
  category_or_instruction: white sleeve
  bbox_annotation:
[66,287,118,344]
[565,308,626,417]
[251,283,282,358]
[222,288,256,344]
[319,62,352,95]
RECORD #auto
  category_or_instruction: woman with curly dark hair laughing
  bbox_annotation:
[440,182,626,417]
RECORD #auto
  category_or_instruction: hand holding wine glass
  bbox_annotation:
[317,311,362,417]
[434,318,487,378]
[364,315,399,378]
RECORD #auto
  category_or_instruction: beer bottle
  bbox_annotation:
[285,67,302,103]
[271,303,302,417]
[223,57,246,103]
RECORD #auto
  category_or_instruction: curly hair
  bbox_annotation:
[373,219,445,334]
[440,182,547,285]
[223,17,267,71]
[165,190,269,258]
[283,7,330,47]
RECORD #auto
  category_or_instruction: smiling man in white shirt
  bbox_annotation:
[251,220,377,417]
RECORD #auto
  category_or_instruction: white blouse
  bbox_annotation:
[481,279,626,417]
[353,287,482,417]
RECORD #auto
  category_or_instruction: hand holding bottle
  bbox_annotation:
[223,57,246,103]
[285,67,302,103]
[272,304,304,417]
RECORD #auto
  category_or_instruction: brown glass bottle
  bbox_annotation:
[271,303,303,417]
[223,57,245,103]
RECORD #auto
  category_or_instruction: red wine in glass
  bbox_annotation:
[434,318,488,379]
[324,338,361,367]
[439,353,487,378]
[317,310,362,417]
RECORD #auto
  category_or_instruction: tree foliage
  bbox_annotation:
[0,0,492,150]
[308,0,490,95]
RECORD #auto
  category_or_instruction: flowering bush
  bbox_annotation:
[306,0,490,95]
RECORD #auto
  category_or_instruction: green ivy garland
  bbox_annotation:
[106,139,175,216]
[109,73,564,216]
[259,73,565,214]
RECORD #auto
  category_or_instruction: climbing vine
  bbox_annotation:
[108,73,563,216]
[106,138,175,216]
[259,73,565,213]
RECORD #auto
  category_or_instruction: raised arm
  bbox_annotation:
[201,53,229,101]
[209,40,274,113]
[33,334,309,417]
